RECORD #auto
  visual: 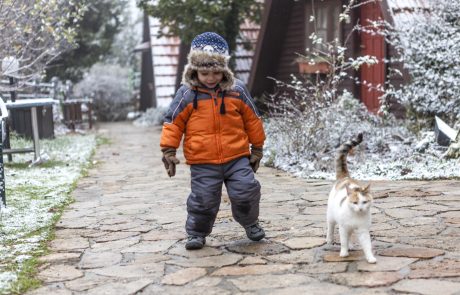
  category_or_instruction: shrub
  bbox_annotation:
[74,63,134,121]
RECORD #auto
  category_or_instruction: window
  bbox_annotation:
[307,1,342,51]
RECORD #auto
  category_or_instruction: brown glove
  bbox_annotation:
[249,146,263,173]
[161,147,180,177]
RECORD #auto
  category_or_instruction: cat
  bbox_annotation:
[326,133,377,264]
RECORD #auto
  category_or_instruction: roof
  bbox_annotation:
[385,0,431,26]
[149,18,260,108]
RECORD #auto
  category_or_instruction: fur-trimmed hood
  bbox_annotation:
[181,50,235,91]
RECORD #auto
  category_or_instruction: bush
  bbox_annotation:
[383,0,460,126]
[74,63,134,121]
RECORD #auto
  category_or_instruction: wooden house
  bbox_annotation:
[139,0,429,113]
[249,0,430,113]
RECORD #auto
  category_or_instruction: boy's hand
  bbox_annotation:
[161,147,180,177]
[249,146,263,173]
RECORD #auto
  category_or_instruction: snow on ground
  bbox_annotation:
[264,124,460,181]
[0,132,96,293]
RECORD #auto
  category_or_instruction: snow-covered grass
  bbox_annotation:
[0,132,97,294]
[264,133,460,181]
[263,95,460,181]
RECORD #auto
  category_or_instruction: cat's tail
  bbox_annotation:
[336,133,363,180]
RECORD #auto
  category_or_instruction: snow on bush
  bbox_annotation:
[383,0,460,125]
[133,107,167,127]
[74,63,135,121]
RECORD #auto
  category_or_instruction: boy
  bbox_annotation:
[160,32,266,250]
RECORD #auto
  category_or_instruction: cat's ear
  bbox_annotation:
[346,185,352,195]
[363,183,371,193]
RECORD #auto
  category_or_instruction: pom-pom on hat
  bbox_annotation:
[182,32,235,91]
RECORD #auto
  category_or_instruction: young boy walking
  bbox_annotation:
[160,32,266,250]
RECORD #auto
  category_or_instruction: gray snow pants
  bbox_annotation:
[186,156,261,237]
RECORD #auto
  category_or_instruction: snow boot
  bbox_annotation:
[245,222,265,241]
[185,235,206,250]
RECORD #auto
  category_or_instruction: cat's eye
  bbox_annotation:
[362,201,368,204]
[353,202,358,204]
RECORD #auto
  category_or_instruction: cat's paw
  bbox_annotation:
[367,256,377,264]
[339,250,349,257]
[326,238,333,245]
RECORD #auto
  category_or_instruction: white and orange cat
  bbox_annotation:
[326,133,376,263]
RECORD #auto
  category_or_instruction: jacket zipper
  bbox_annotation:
[212,91,224,162]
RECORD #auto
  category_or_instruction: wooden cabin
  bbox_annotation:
[249,0,430,113]
[139,0,429,113]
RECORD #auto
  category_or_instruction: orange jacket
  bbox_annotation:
[160,79,265,165]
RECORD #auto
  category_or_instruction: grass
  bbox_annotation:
[0,131,101,294]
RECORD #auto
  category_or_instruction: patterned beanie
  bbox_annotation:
[182,32,235,92]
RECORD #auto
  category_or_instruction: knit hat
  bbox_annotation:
[182,32,235,92]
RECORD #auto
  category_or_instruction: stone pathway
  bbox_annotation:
[29,122,460,295]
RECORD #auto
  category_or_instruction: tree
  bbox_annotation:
[138,0,262,65]
[0,0,86,87]
[45,0,127,82]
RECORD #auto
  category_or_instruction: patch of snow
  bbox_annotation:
[133,107,167,127]
[0,133,96,293]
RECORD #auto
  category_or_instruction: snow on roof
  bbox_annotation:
[149,17,260,108]
[386,0,431,26]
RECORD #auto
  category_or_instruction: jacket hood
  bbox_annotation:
[181,50,235,91]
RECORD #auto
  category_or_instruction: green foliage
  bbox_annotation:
[139,0,262,64]
[46,0,128,82]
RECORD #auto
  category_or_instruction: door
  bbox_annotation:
[360,2,385,113]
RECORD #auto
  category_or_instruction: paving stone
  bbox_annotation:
[191,277,223,287]
[79,251,122,269]
[323,250,363,262]
[384,208,434,219]
[28,285,73,295]
[49,237,89,252]
[142,230,186,241]
[226,240,290,255]
[265,249,316,264]
[56,217,98,229]
[409,258,460,279]
[238,256,267,265]
[93,231,140,242]
[132,253,172,264]
[161,267,207,285]
[85,278,152,295]
[120,240,177,254]
[166,254,243,268]
[392,279,460,295]
[398,216,439,226]
[65,274,113,292]
[89,263,164,280]
[281,237,326,250]
[211,264,293,276]
[90,237,140,252]
[263,282,350,295]
[167,244,222,258]
[229,274,317,291]
[38,253,81,264]
[357,256,416,271]
[298,262,348,274]
[379,247,445,259]
[37,265,84,283]
[330,272,402,287]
